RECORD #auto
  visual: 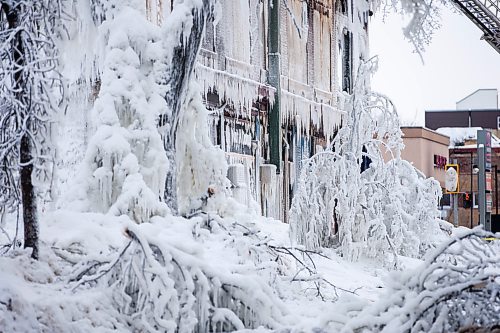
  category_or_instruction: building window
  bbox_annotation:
[440,193,451,207]
[342,29,352,93]
[337,0,348,15]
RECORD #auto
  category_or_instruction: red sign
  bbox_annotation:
[434,155,447,169]
[486,172,492,192]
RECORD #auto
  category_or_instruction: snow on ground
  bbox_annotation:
[0,206,395,332]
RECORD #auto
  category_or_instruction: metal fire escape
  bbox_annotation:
[453,0,500,54]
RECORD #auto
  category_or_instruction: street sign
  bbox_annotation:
[445,164,460,194]
[487,193,493,212]
[486,172,492,192]
[480,130,492,170]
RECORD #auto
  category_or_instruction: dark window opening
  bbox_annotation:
[337,0,348,15]
[342,30,352,93]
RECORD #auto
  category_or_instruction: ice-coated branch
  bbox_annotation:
[336,229,500,333]
[71,215,292,332]
[282,0,307,40]
[375,0,451,56]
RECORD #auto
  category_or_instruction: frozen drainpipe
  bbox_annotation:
[268,0,282,173]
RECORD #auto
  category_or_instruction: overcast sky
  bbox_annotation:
[369,5,500,125]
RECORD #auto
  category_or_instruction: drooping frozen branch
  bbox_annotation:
[374,0,451,55]
[290,57,444,263]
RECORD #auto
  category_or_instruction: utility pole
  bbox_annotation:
[268,0,281,173]
[477,130,492,231]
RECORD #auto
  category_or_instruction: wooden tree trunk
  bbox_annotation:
[4,3,39,259]
[20,131,38,259]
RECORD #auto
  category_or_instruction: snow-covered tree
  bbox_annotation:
[71,2,170,223]
[0,0,63,259]
[290,57,444,263]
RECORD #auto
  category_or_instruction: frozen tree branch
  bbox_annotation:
[375,0,452,56]
[337,229,500,332]
[282,0,307,40]
[71,216,292,332]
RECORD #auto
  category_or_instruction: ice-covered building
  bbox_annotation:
[57,0,371,222]
[192,0,371,221]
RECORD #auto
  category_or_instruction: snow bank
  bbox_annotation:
[0,205,390,332]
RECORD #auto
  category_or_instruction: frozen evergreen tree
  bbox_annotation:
[73,1,170,222]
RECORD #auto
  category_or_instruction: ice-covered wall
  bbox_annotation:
[191,0,370,217]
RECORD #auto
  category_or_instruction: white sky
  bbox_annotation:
[369,5,500,125]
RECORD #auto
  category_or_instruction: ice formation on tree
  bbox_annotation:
[290,57,444,263]
[0,0,64,258]
[175,81,230,216]
[71,3,169,222]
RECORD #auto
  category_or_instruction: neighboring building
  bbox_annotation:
[432,127,500,230]
[424,90,500,228]
[445,133,500,229]
[456,88,498,110]
[425,89,500,137]
[399,127,450,189]
[190,0,370,221]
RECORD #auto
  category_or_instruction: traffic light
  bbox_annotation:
[463,192,472,208]
[445,164,460,194]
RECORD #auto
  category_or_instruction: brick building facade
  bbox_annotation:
[448,146,500,228]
